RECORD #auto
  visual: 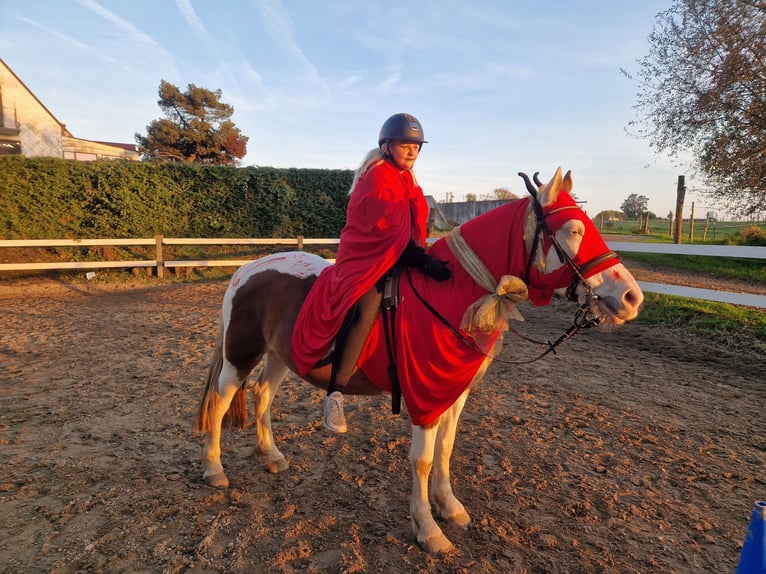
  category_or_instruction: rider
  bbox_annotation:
[322,113,452,433]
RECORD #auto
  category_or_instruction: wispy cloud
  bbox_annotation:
[174,0,210,41]
[75,0,175,70]
[251,0,330,98]
[374,68,401,94]
[16,15,133,72]
[432,62,535,91]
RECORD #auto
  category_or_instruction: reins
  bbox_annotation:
[405,267,602,365]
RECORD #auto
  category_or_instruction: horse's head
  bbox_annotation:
[518,167,643,326]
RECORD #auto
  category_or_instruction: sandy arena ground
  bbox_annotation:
[0,274,763,573]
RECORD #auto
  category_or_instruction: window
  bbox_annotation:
[0,141,20,155]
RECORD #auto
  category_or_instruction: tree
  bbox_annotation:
[621,193,650,218]
[480,188,519,201]
[136,80,248,166]
[623,0,766,216]
[595,210,625,221]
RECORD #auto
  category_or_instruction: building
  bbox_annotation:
[0,58,138,161]
[426,196,514,231]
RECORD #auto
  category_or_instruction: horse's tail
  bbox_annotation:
[193,315,248,433]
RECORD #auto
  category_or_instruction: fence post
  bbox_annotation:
[689,201,695,243]
[297,235,304,250]
[155,234,164,279]
[674,175,686,244]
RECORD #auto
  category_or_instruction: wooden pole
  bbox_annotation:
[155,234,164,279]
[673,176,686,244]
[689,201,695,242]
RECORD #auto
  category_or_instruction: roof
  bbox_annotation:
[0,57,73,137]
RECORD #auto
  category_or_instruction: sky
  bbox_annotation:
[0,0,705,218]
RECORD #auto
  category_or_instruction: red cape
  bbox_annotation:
[291,159,428,376]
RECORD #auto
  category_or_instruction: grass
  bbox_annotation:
[597,218,766,243]
[619,252,766,284]
[616,252,766,347]
[636,292,766,345]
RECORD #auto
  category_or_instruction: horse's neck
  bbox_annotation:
[457,199,530,282]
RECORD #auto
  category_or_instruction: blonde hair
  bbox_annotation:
[349,146,418,195]
[349,149,384,194]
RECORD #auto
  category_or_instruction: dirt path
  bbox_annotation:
[0,277,763,573]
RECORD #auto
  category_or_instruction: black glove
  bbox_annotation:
[421,257,452,281]
[397,239,452,281]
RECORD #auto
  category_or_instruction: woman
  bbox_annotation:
[291,113,451,432]
[322,112,454,432]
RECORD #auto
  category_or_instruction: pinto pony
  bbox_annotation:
[194,167,644,552]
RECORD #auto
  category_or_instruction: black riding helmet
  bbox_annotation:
[378,113,427,147]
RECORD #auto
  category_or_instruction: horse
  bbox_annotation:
[194,167,644,553]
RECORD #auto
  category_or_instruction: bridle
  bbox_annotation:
[519,171,619,332]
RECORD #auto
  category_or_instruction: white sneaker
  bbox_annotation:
[323,391,347,433]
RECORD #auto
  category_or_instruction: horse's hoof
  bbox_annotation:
[412,517,454,554]
[266,458,289,474]
[418,533,454,554]
[203,472,230,488]
[444,511,471,530]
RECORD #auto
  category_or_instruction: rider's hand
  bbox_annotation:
[397,239,451,281]
[421,258,451,281]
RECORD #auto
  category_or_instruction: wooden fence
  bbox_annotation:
[1,236,764,309]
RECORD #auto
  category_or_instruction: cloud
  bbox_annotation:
[16,15,133,72]
[75,0,175,70]
[174,0,210,41]
[375,68,401,94]
[250,0,329,97]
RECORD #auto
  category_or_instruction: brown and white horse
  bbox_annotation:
[194,167,643,552]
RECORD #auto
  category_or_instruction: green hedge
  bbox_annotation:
[0,156,353,239]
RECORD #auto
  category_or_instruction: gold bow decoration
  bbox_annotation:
[445,227,529,340]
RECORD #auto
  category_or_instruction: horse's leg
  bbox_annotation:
[201,360,244,488]
[410,422,454,553]
[432,388,471,528]
[252,354,289,473]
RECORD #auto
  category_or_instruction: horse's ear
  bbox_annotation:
[562,170,573,195]
[538,166,563,207]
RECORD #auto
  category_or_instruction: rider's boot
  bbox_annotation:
[323,287,383,433]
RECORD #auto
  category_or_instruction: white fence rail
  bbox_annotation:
[1,236,764,308]
[607,241,766,309]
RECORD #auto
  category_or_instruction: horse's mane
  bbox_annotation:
[349,148,419,194]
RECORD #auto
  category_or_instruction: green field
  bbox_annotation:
[596,217,766,244]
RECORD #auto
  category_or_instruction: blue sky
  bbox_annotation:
[1,0,698,218]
